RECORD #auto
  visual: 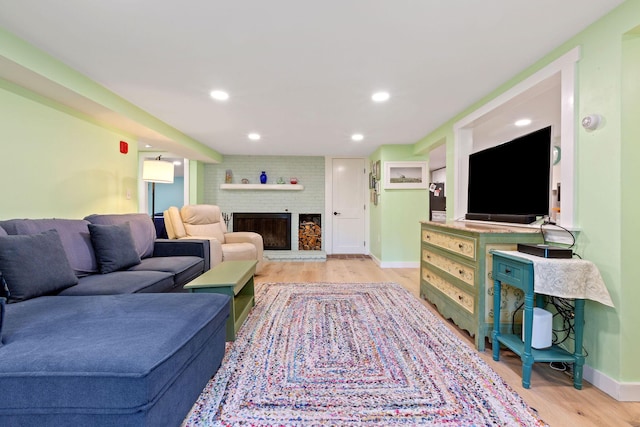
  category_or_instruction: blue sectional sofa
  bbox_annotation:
[0,213,232,426]
[0,213,211,296]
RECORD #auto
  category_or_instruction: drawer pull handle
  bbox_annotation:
[505,268,511,274]
[458,269,464,275]
[458,244,463,249]
[458,295,463,300]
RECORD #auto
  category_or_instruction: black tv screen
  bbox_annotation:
[466,126,551,223]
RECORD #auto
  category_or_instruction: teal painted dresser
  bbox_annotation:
[419,221,543,351]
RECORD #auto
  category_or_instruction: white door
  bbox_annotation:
[331,158,365,254]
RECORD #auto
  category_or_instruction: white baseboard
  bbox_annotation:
[380,261,420,268]
[584,365,640,401]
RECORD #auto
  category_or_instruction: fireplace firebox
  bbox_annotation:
[233,213,291,250]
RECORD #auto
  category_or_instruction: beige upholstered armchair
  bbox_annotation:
[163,205,264,274]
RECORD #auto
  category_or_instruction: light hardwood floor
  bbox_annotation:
[254,258,640,427]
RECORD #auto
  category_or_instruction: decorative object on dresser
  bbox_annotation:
[260,171,267,184]
[420,221,543,350]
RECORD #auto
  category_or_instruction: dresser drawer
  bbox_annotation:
[422,248,475,287]
[421,229,476,260]
[422,267,475,314]
[492,258,526,288]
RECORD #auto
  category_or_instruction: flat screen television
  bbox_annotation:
[466,126,551,224]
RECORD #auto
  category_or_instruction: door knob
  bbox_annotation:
[333,212,340,216]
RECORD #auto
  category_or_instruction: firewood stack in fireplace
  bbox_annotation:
[298,221,322,250]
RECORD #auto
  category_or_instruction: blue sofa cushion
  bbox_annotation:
[88,222,141,274]
[85,213,156,259]
[129,256,204,288]
[0,230,78,302]
[57,270,175,295]
[0,297,4,346]
[0,294,230,425]
[0,219,98,276]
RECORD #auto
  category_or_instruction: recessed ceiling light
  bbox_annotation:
[515,118,532,127]
[351,134,364,141]
[248,133,261,141]
[210,90,229,101]
[371,91,390,102]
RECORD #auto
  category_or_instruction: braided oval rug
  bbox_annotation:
[183,282,547,427]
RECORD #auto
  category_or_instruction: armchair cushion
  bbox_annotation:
[164,206,187,239]
[88,222,141,274]
[180,205,227,242]
[0,230,78,303]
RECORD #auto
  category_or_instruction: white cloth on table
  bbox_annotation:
[497,251,614,307]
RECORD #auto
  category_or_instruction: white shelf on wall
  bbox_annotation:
[220,184,304,191]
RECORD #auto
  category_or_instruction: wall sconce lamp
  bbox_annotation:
[142,156,174,217]
[581,114,603,131]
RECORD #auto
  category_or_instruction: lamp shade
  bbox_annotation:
[142,160,174,183]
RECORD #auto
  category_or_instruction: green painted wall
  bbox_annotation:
[189,160,206,204]
[0,28,222,164]
[411,1,640,384]
[621,28,640,383]
[373,145,428,264]
[0,80,138,218]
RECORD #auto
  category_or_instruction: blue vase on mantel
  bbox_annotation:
[260,171,267,184]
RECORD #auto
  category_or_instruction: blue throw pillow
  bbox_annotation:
[0,229,79,303]
[88,222,141,274]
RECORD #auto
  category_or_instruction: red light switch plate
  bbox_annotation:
[120,141,128,154]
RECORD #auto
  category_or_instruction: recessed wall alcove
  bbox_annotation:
[453,47,579,238]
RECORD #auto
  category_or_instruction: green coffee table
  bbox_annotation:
[184,260,257,341]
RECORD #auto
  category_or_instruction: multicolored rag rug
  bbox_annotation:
[183,282,548,426]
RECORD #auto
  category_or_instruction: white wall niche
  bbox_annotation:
[453,47,579,236]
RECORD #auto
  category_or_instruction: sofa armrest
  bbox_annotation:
[153,239,211,271]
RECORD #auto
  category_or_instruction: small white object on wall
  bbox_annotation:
[581,114,602,131]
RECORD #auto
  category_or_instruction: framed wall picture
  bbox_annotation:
[384,161,428,189]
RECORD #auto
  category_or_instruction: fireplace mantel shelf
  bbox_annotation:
[220,184,304,191]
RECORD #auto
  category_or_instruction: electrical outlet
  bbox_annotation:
[126,189,131,200]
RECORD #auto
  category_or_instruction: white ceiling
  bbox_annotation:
[0,1,624,158]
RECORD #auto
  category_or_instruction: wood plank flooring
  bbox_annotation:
[254,258,640,427]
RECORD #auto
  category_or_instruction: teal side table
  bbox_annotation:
[490,250,585,389]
